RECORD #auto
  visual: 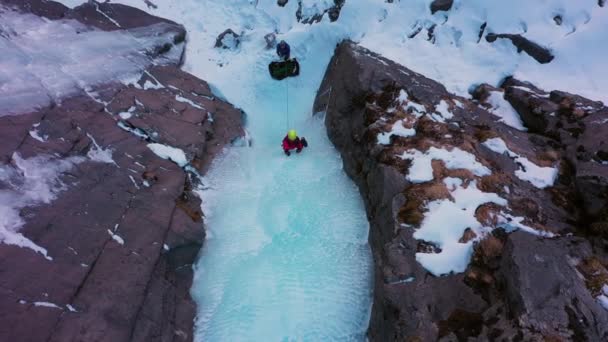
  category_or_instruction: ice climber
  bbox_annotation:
[276,40,291,61]
[282,129,308,156]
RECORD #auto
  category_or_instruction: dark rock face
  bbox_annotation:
[486,33,554,64]
[430,0,454,14]
[315,41,608,341]
[0,1,244,342]
[500,232,608,340]
[498,77,608,233]
[0,0,69,19]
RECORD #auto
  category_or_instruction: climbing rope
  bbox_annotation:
[286,77,290,130]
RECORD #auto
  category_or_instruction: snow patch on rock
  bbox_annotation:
[377,120,416,145]
[483,137,558,188]
[487,91,527,131]
[415,179,507,276]
[400,147,491,183]
[86,133,117,166]
[147,143,188,167]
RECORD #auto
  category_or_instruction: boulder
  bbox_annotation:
[499,231,608,340]
[430,0,454,14]
[486,33,554,64]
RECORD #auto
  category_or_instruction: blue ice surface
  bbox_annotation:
[191,16,374,342]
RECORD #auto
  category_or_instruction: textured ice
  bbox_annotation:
[0,6,181,116]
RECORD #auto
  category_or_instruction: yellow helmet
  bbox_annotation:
[288,129,297,141]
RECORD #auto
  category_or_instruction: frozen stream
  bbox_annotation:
[179,2,375,341]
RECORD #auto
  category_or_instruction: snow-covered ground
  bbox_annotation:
[55,0,608,338]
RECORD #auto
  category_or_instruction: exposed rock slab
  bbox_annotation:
[0,1,244,341]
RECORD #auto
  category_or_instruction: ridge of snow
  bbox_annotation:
[94,2,122,28]
[497,213,556,238]
[487,91,527,131]
[175,95,204,110]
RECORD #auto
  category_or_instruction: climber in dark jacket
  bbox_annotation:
[282,129,308,156]
[276,40,291,61]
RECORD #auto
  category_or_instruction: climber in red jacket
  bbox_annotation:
[282,129,308,156]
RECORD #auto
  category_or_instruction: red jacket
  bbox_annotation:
[282,136,304,151]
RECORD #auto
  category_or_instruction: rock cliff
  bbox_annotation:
[314,41,608,341]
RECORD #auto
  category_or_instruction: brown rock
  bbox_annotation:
[459,228,478,243]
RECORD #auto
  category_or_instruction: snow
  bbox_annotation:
[147,143,188,167]
[497,213,556,238]
[415,180,507,276]
[400,147,491,183]
[128,175,140,189]
[486,91,527,130]
[107,229,125,245]
[117,121,149,140]
[483,138,558,188]
[93,2,121,28]
[0,7,182,116]
[33,301,62,309]
[377,120,416,145]
[119,106,137,120]
[29,129,48,142]
[86,134,117,165]
[175,95,204,110]
[143,79,164,90]
[66,304,78,312]
[1,153,85,260]
[434,100,454,121]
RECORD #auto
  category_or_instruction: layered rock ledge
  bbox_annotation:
[314,41,608,341]
[0,1,243,341]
